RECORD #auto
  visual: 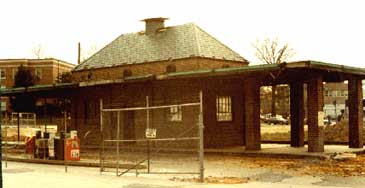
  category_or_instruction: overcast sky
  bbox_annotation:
[1,0,364,67]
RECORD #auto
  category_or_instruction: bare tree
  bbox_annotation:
[253,37,295,117]
[81,44,101,62]
[31,44,45,59]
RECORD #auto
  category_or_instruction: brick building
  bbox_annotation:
[3,18,365,152]
[0,58,75,112]
[323,82,365,120]
[323,82,349,119]
[70,17,249,146]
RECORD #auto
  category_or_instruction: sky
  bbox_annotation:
[1,0,365,67]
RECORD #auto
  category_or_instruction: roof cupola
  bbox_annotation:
[142,17,168,35]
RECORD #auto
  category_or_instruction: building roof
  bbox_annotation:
[0,58,75,68]
[73,23,248,71]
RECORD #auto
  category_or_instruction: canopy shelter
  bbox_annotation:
[2,61,364,152]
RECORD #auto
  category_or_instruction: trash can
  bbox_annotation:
[36,139,49,159]
[25,136,36,158]
[59,131,65,139]
[36,131,42,139]
[54,138,64,160]
[43,132,50,139]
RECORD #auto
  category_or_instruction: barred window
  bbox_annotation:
[1,101,6,112]
[0,69,6,80]
[344,90,348,97]
[332,91,336,97]
[216,96,232,121]
[12,68,17,79]
[169,105,182,122]
[324,90,330,97]
[35,68,42,80]
[336,90,342,97]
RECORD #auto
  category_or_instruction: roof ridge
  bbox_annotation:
[192,23,202,57]
[193,25,248,62]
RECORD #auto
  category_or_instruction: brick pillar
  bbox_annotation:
[290,82,304,147]
[244,79,261,150]
[348,78,363,148]
[307,76,324,152]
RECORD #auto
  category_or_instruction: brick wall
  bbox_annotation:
[348,78,363,148]
[243,78,261,150]
[69,57,249,148]
[72,57,247,82]
[307,76,324,152]
[202,78,244,148]
[71,78,246,148]
[289,82,305,147]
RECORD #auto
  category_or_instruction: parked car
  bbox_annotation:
[264,116,289,125]
[323,118,336,126]
[260,114,268,121]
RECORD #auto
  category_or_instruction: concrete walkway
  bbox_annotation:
[3,144,364,168]
[207,144,364,158]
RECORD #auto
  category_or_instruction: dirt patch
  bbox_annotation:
[251,172,291,182]
[261,121,365,142]
[261,124,307,141]
[324,120,365,142]
[170,176,250,184]
[208,154,365,177]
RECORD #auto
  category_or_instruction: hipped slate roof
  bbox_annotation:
[74,23,247,71]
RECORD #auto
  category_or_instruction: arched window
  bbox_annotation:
[87,72,93,80]
[123,69,132,78]
[222,64,230,68]
[166,64,176,73]
[80,74,85,81]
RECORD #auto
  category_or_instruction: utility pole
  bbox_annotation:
[77,42,81,65]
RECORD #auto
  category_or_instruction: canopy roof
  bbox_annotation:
[3,61,365,96]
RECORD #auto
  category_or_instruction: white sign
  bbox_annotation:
[318,111,324,127]
[71,149,80,158]
[145,128,157,139]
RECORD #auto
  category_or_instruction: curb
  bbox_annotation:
[3,157,100,167]
[2,157,146,169]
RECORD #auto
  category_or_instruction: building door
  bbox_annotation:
[123,111,135,141]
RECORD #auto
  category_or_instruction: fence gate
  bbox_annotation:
[99,91,204,182]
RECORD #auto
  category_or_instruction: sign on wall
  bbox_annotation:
[145,128,157,139]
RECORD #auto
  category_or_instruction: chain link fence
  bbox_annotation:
[100,91,204,182]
